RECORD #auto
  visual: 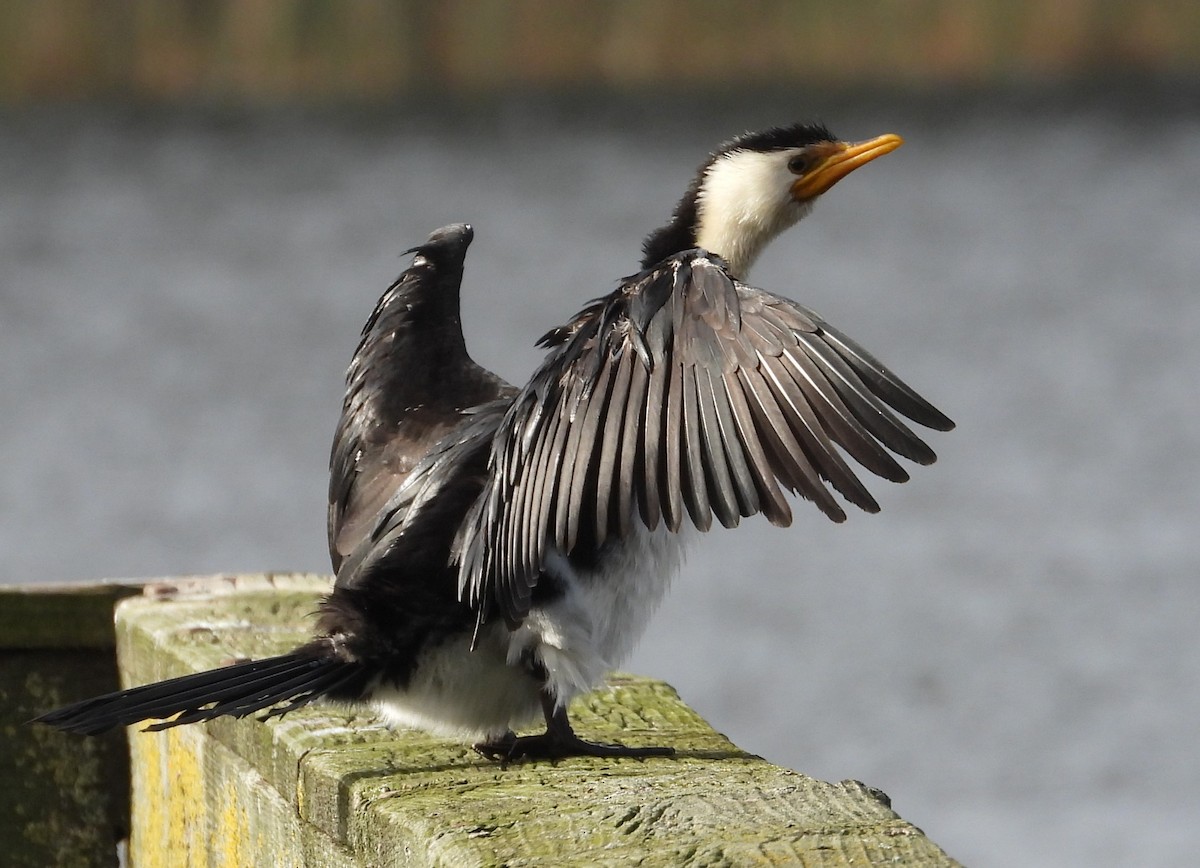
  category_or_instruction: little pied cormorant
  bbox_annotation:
[35,124,954,761]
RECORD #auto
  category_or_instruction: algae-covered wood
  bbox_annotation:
[3,650,129,867]
[117,573,961,867]
[0,581,148,868]
[0,580,144,649]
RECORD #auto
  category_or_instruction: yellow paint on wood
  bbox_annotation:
[171,728,207,861]
[128,724,164,865]
[130,726,212,866]
[214,779,249,868]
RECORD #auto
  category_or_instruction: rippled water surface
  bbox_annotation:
[3,98,1197,866]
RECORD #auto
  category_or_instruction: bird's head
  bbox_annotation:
[641,124,903,278]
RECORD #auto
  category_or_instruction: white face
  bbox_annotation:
[693,148,815,278]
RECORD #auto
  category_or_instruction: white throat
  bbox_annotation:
[693,150,814,279]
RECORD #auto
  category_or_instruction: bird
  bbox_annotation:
[34,123,954,761]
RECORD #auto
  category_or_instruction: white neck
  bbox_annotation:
[692,150,813,279]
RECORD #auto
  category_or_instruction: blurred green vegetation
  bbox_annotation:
[1,0,1197,102]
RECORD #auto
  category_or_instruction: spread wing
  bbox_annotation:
[455,250,954,625]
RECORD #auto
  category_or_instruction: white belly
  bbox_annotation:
[370,627,542,741]
[369,523,689,739]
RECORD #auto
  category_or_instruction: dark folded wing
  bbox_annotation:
[334,399,511,593]
[456,250,954,625]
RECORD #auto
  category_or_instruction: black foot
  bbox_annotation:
[473,731,518,760]
[475,730,674,763]
[471,691,675,764]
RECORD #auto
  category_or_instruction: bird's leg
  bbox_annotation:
[474,689,675,763]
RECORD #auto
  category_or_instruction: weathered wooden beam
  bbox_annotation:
[107,574,961,866]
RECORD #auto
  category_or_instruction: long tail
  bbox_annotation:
[32,647,371,736]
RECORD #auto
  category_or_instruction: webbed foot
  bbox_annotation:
[471,692,674,764]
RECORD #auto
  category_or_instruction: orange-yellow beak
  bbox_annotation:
[790,133,904,201]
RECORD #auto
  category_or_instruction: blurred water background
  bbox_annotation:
[3,3,1199,866]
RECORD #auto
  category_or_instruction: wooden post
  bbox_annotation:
[0,581,143,868]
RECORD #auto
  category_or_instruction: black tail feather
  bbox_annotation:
[73,654,307,726]
[258,666,371,721]
[32,649,370,736]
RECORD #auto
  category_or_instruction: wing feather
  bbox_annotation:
[722,369,792,526]
[662,352,687,532]
[564,355,615,552]
[681,359,714,531]
[779,346,909,483]
[526,396,569,576]
[797,331,935,465]
[759,353,868,517]
[694,366,741,528]
[638,346,668,530]
[813,315,956,432]
[704,366,760,517]
[618,356,650,536]
[596,347,635,544]
[552,374,592,551]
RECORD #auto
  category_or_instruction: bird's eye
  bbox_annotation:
[787,154,809,174]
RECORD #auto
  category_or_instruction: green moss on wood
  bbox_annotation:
[0,581,143,649]
[1,650,128,867]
